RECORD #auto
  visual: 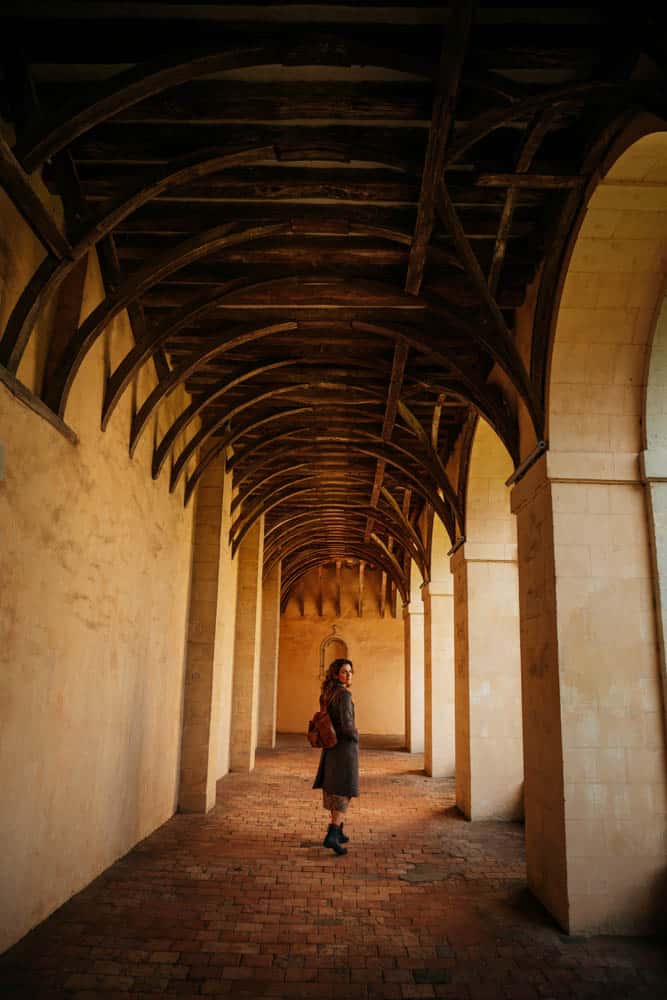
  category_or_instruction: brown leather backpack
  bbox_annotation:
[307,689,340,749]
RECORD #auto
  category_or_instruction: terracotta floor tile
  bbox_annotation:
[1,741,665,999]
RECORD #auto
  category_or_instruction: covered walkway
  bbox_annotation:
[2,743,664,1000]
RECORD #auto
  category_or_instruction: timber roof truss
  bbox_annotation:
[1,2,665,603]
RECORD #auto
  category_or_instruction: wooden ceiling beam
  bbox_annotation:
[169,380,389,491]
[404,2,474,296]
[0,135,71,263]
[435,180,543,439]
[44,221,291,416]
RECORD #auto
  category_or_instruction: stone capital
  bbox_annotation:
[421,578,454,599]
[450,542,517,572]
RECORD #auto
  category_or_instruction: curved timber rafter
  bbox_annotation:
[352,319,520,464]
[151,359,396,478]
[248,478,426,569]
[14,33,435,173]
[237,488,427,575]
[231,449,413,515]
[213,429,458,541]
[188,415,460,532]
[264,512,423,580]
[88,252,418,426]
[0,146,278,372]
[264,503,427,577]
[435,179,544,438]
[168,381,379,491]
[272,539,409,606]
[274,531,414,604]
[44,221,294,416]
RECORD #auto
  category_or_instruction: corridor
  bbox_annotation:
[1,743,664,1000]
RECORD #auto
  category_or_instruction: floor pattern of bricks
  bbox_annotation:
[2,740,665,999]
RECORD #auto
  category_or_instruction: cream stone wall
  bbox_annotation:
[258,562,281,749]
[180,460,225,814]
[277,612,405,738]
[511,461,569,929]
[404,560,425,753]
[549,132,667,480]
[519,129,667,933]
[214,467,239,779]
[424,516,455,777]
[0,197,194,951]
[230,518,264,772]
[454,420,523,820]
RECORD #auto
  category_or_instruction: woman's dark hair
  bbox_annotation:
[320,658,353,701]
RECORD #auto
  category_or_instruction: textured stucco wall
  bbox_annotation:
[0,193,194,952]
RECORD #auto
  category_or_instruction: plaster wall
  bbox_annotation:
[277,615,405,738]
[0,196,194,951]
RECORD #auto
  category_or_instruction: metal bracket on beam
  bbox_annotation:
[505,440,547,487]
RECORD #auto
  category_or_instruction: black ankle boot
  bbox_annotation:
[338,822,349,844]
[323,823,347,855]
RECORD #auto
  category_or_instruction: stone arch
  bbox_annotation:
[643,294,667,728]
[511,121,667,934]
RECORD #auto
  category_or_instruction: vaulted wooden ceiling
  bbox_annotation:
[1,3,665,605]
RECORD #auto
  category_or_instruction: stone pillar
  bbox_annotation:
[511,455,667,934]
[403,601,425,753]
[230,517,264,772]
[451,546,523,820]
[179,459,226,813]
[423,576,455,777]
[257,561,281,750]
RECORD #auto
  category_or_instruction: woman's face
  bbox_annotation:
[337,663,353,686]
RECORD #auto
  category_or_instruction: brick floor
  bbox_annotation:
[1,740,665,999]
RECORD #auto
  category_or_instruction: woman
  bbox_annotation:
[312,657,359,855]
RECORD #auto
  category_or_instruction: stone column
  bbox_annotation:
[230,517,264,772]
[257,561,281,750]
[179,459,226,813]
[511,454,667,934]
[403,601,425,753]
[451,545,523,820]
[422,576,455,777]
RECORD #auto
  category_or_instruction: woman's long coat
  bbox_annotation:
[312,684,359,798]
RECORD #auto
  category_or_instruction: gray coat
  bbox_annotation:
[313,685,359,798]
